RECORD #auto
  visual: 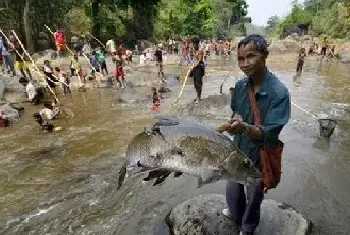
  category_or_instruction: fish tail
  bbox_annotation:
[117,162,127,190]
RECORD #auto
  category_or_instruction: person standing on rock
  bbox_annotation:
[14,45,32,80]
[189,51,205,103]
[0,32,16,76]
[216,34,291,235]
[54,28,66,58]
[154,45,166,82]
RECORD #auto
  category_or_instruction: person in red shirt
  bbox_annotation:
[54,28,66,58]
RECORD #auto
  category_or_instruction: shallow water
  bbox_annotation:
[1,56,350,235]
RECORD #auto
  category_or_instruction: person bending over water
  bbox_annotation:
[33,101,61,132]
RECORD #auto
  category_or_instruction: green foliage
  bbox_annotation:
[276,0,350,39]
[0,0,249,50]
[265,15,280,35]
[154,0,249,41]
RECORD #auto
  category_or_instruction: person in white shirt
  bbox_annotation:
[146,50,153,61]
[82,42,91,57]
[19,77,43,105]
[140,52,146,65]
[33,101,60,132]
[106,39,116,55]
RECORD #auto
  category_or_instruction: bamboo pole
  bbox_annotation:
[11,30,59,103]
[0,28,70,88]
[87,32,106,49]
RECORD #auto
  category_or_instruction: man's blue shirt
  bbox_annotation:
[231,70,291,166]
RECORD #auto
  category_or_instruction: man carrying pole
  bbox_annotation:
[54,28,67,58]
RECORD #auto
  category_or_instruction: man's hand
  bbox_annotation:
[215,122,232,133]
[215,114,247,135]
[227,118,247,135]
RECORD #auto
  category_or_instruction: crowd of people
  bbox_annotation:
[296,36,336,76]
[0,26,298,235]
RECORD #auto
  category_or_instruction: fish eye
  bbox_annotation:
[137,161,142,167]
[243,159,250,168]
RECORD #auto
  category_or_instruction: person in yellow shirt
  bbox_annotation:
[320,36,329,58]
[70,54,84,82]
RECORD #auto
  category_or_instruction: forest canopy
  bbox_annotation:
[0,0,250,51]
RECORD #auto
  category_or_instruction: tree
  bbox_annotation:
[23,0,34,52]
[266,15,280,34]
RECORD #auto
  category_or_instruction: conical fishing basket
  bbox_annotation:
[318,118,337,138]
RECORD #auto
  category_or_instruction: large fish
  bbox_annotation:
[117,116,261,189]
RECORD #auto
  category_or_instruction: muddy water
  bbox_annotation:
[1,57,350,235]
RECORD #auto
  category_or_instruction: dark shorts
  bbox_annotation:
[321,47,327,56]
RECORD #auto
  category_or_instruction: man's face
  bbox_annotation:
[237,42,267,77]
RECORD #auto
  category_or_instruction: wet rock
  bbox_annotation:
[178,94,232,117]
[0,103,20,123]
[166,194,312,235]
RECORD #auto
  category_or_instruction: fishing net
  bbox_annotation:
[318,119,337,138]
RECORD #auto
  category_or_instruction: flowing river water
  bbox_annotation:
[0,55,350,235]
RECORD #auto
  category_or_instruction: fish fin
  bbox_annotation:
[197,177,204,188]
[117,162,127,190]
[153,171,172,186]
[173,172,183,178]
[197,169,223,188]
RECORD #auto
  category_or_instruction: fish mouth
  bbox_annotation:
[126,165,156,177]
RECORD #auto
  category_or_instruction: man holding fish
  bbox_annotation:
[118,35,290,235]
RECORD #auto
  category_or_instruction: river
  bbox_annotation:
[0,55,349,235]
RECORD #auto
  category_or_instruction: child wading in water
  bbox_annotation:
[113,51,126,88]
[151,87,162,111]
[55,67,71,93]
[189,51,205,103]
[296,48,306,75]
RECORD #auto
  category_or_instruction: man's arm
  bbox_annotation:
[227,92,291,142]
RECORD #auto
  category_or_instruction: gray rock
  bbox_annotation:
[166,194,312,235]
[338,52,350,64]
[0,103,20,123]
[282,39,301,52]
[177,94,232,117]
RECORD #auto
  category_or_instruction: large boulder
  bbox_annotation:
[268,39,288,53]
[165,194,312,235]
[177,94,232,117]
[286,33,300,41]
[0,103,20,123]
[282,39,301,52]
